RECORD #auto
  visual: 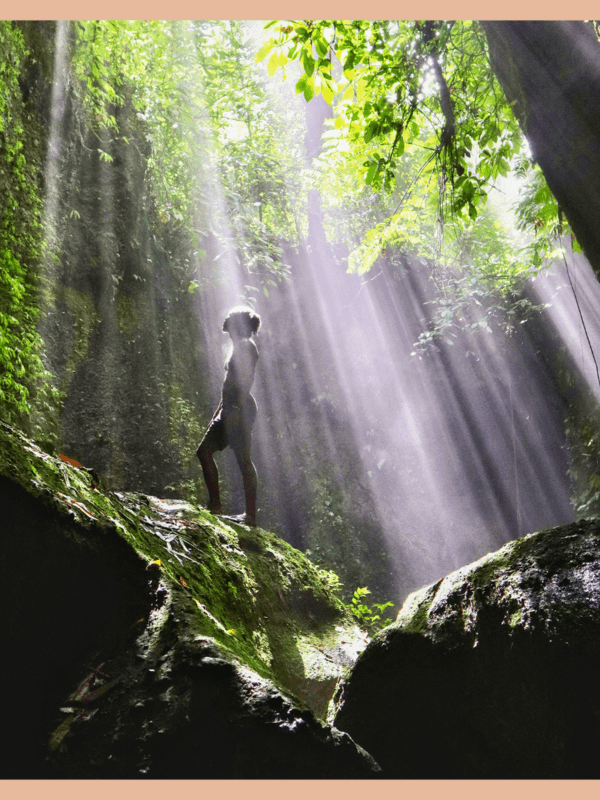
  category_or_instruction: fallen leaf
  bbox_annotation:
[59,454,83,468]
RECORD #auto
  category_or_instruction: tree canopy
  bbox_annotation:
[258,20,592,279]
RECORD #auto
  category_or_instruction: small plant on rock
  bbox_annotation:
[347,587,394,635]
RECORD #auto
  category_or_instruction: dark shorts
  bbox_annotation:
[199,396,257,453]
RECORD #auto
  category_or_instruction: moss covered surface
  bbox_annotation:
[0,419,367,719]
[392,522,593,644]
[335,518,600,778]
[55,286,102,387]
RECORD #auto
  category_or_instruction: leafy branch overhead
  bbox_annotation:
[256,19,579,328]
[257,20,522,219]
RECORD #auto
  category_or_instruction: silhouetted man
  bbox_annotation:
[197,306,260,526]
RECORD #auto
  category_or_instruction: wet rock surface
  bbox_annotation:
[0,421,376,778]
[334,520,600,778]
[45,624,378,779]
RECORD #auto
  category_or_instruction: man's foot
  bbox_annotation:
[206,503,223,515]
[219,513,256,527]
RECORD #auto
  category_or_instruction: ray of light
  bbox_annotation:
[529,243,600,406]
[37,20,582,603]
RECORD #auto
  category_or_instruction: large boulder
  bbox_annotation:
[334,520,600,778]
[0,421,376,778]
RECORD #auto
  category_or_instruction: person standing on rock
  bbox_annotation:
[197,306,260,527]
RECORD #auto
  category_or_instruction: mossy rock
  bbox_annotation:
[0,420,375,777]
[334,520,600,778]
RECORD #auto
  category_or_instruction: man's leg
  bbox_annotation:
[232,442,257,526]
[197,439,223,514]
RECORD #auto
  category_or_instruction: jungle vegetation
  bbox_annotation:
[2,19,600,602]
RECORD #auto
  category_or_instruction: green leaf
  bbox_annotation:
[255,40,274,62]
[364,120,378,144]
[267,51,280,78]
[462,180,475,200]
[315,37,329,57]
[322,83,333,105]
[342,83,354,102]
[365,162,378,185]
[304,81,315,102]
[302,52,315,77]
[343,52,355,72]
[295,74,307,94]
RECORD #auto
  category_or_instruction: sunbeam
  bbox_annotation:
[26,20,600,606]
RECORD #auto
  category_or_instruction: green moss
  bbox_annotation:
[0,420,362,717]
[392,530,555,641]
[59,286,101,384]
[396,581,440,634]
[115,294,141,337]
[508,608,523,627]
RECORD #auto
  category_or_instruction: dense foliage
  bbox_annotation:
[70,20,301,302]
[258,20,578,330]
[0,22,58,440]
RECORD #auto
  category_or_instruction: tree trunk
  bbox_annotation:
[482,21,600,275]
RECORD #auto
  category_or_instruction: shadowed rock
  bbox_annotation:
[0,420,377,778]
[334,520,600,778]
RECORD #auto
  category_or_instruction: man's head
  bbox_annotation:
[223,306,261,339]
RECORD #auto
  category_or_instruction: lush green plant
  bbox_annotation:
[513,159,577,267]
[259,21,521,220]
[0,22,59,442]
[565,410,600,519]
[346,586,394,634]
[316,567,343,594]
[70,21,298,304]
